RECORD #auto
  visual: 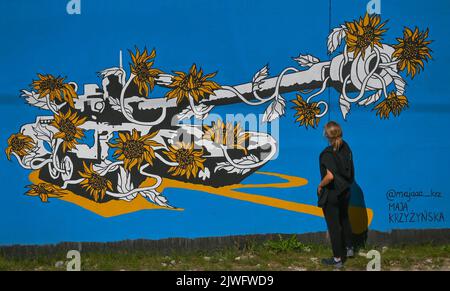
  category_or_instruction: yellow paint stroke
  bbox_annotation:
[29,170,373,233]
[29,170,182,217]
[158,171,373,234]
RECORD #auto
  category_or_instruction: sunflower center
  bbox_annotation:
[181,74,200,91]
[88,174,109,191]
[35,184,53,194]
[60,119,77,141]
[386,97,402,110]
[11,137,27,152]
[41,78,61,91]
[357,27,375,49]
[123,140,145,159]
[135,62,151,80]
[304,106,318,119]
[402,41,420,60]
[175,149,194,169]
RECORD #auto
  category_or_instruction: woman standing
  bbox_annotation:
[317,121,355,268]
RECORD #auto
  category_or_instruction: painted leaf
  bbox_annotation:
[109,97,133,115]
[140,189,173,208]
[22,90,47,108]
[394,78,406,96]
[327,25,347,54]
[93,159,119,174]
[117,166,134,194]
[358,90,382,106]
[214,154,260,175]
[386,68,407,96]
[252,65,269,90]
[198,167,210,181]
[98,67,125,85]
[339,94,351,119]
[262,96,286,123]
[176,104,212,121]
[293,54,320,67]
[192,104,212,120]
[32,122,53,144]
[176,107,194,121]
[21,90,61,110]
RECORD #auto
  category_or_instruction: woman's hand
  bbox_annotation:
[317,185,323,195]
[317,169,333,195]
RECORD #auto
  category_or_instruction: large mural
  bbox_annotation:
[0,0,448,245]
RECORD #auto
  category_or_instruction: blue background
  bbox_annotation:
[0,0,449,245]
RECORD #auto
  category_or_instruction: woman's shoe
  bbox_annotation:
[346,247,355,258]
[321,258,343,269]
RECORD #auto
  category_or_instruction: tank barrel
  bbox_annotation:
[133,61,336,112]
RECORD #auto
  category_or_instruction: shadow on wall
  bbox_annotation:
[349,181,369,249]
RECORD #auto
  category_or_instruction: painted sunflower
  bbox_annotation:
[374,91,409,119]
[345,13,387,59]
[129,47,164,96]
[51,109,87,152]
[108,129,163,171]
[163,142,206,179]
[26,183,62,203]
[202,119,250,154]
[79,162,113,202]
[165,64,220,104]
[32,74,77,107]
[5,133,35,160]
[291,94,321,128]
[393,27,432,78]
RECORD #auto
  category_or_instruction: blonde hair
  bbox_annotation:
[324,121,343,151]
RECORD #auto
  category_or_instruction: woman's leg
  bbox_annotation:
[339,191,353,250]
[323,202,345,259]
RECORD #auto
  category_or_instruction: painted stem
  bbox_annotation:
[341,48,381,103]
[307,77,330,103]
[105,164,162,198]
[315,101,329,118]
[188,93,214,116]
[46,96,58,114]
[62,178,84,189]
[137,62,332,113]
[373,73,389,98]
[379,60,400,68]
[51,139,66,173]
[155,152,179,167]
[120,74,167,126]
[98,161,123,176]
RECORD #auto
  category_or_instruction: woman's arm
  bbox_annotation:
[317,169,334,195]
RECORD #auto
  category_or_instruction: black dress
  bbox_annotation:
[318,141,355,258]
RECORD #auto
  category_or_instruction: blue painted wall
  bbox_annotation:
[0,0,449,245]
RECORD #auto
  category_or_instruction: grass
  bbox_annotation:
[1,236,449,271]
